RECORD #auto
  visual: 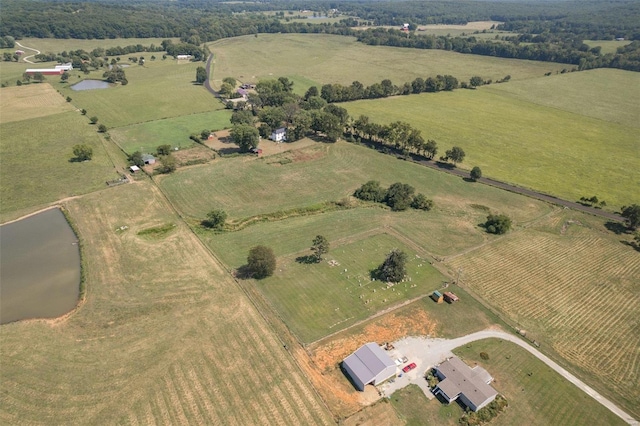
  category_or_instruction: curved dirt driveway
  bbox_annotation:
[383,330,637,425]
[15,41,40,64]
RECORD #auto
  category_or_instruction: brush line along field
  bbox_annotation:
[0,182,333,425]
[445,212,640,418]
[345,84,639,210]
[208,34,567,90]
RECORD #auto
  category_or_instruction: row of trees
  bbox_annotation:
[354,181,434,212]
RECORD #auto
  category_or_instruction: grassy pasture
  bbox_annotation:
[446,211,640,418]
[110,109,232,154]
[0,83,74,124]
[16,37,181,56]
[158,141,550,226]
[453,339,626,426]
[0,61,33,87]
[208,34,566,91]
[53,59,222,128]
[485,68,640,128]
[584,39,632,55]
[345,88,639,209]
[0,111,120,222]
[0,181,332,424]
[250,233,445,343]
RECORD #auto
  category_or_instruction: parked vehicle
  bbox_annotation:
[402,362,417,373]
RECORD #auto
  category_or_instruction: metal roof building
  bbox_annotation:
[434,356,498,412]
[342,343,396,391]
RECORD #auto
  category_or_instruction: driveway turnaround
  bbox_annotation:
[378,330,638,426]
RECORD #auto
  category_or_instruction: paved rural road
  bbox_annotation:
[15,41,40,64]
[384,331,638,425]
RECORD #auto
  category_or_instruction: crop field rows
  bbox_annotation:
[445,216,640,416]
[0,182,332,424]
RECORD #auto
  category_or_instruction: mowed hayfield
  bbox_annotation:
[345,84,639,210]
[110,109,232,154]
[445,211,640,418]
[53,59,222,128]
[207,34,566,91]
[485,68,640,128]
[390,339,625,426]
[16,37,181,55]
[0,107,120,222]
[584,39,632,55]
[0,83,74,124]
[0,181,333,425]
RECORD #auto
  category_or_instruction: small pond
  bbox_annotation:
[71,79,111,91]
[0,208,81,324]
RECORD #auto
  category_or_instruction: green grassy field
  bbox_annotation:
[251,233,445,343]
[584,39,632,55]
[158,142,550,225]
[16,37,181,55]
[110,109,232,154]
[0,83,75,124]
[0,181,333,425]
[53,59,222,128]
[485,68,640,128]
[453,339,626,425]
[391,384,462,425]
[345,87,639,210]
[446,211,640,418]
[0,110,120,222]
[207,34,566,91]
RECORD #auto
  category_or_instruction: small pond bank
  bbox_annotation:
[71,79,111,91]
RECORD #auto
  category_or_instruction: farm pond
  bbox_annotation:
[0,208,81,324]
[71,79,111,91]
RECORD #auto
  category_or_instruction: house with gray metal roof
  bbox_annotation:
[342,343,396,391]
[433,356,498,412]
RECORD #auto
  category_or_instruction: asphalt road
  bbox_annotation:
[380,331,638,425]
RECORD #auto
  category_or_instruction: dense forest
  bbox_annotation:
[1,0,639,71]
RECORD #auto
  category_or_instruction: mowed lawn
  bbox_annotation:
[0,111,119,222]
[0,181,333,425]
[345,88,639,209]
[446,211,640,418]
[54,59,222,128]
[110,109,232,154]
[246,233,445,343]
[159,142,550,225]
[453,339,626,426]
[208,34,566,90]
[390,339,625,426]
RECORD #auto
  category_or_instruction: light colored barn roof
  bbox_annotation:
[343,343,395,385]
[436,356,497,409]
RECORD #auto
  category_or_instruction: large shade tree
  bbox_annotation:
[247,245,276,279]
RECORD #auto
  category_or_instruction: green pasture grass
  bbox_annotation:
[446,210,640,418]
[207,34,566,91]
[454,339,626,426]
[0,61,30,87]
[110,109,232,154]
[52,59,222,128]
[485,68,640,128]
[390,384,462,425]
[16,37,180,56]
[0,83,75,124]
[158,141,550,225]
[345,89,639,209]
[253,233,446,343]
[584,39,632,55]
[0,111,120,222]
[0,181,332,424]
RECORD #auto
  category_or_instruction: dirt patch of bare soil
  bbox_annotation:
[311,309,437,372]
[173,145,216,166]
[293,309,437,419]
